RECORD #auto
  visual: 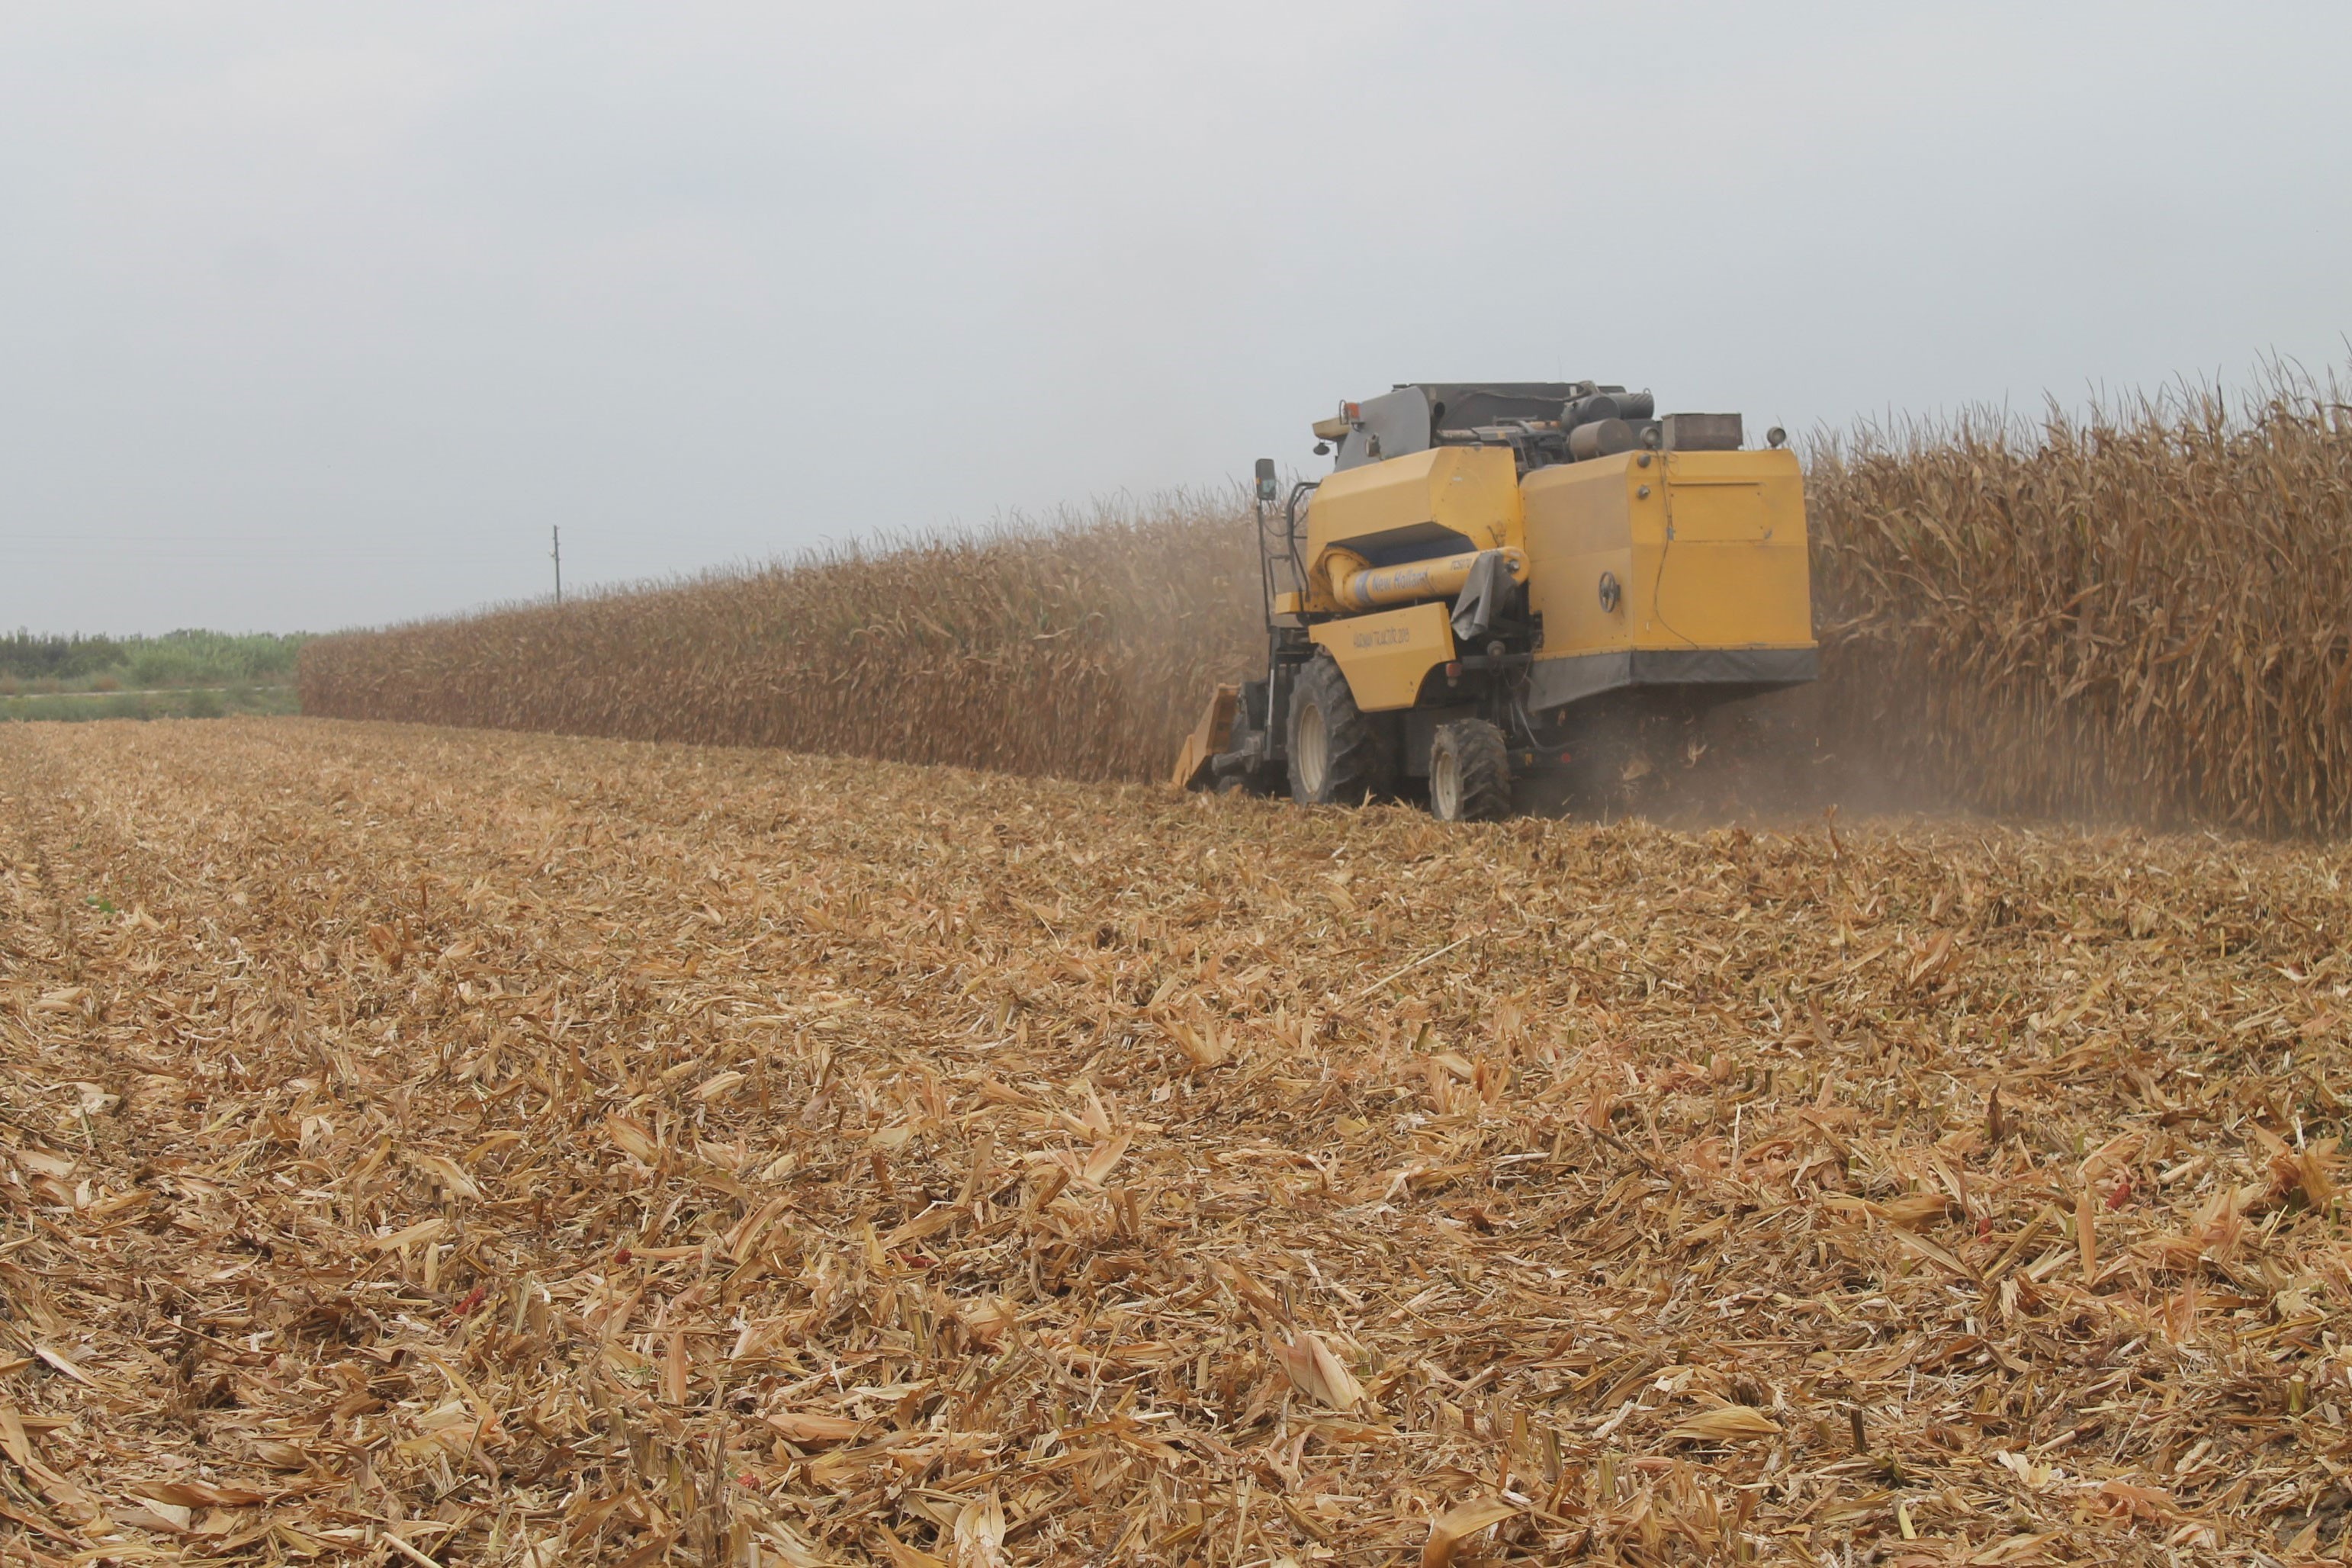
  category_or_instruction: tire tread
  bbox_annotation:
[1430,718,1512,821]
[1287,655,1395,805]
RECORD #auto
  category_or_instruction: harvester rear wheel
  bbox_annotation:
[1287,654,1394,806]
[1428,719,1512,822]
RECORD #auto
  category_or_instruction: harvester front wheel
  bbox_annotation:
[1287,654,1393,806]
[1428,719,1512,822]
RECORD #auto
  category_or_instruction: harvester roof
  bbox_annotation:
[1322,381,1653,471]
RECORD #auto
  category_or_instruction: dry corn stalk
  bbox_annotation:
[1663,1404,1783,1442]
[1421,1498,1518,1568]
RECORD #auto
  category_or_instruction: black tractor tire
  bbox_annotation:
[1287,654,1396,806]
[1428,718,1513,822]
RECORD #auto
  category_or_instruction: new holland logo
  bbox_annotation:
[1352,627,1412,648]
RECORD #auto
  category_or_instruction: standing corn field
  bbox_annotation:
[1811,371,2352,835]
[300,496,1264,786]
[300,370,2352,835]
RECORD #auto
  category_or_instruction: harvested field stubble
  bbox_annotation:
[300,373,2352,837]
[3,718,2352,1563]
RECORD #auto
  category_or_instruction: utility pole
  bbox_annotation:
[551,525,563,606]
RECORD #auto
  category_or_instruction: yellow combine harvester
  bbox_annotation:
[1175,381,1817,820]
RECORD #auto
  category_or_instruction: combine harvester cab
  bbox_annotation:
[1174,381,1817,821]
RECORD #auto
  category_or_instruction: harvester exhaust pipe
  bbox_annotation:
[1568,419,1637,461]
[1563,390,1654,427]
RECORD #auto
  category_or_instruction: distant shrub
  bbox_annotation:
[0,633,124,681]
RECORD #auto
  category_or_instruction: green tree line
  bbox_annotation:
[0,630,306,692]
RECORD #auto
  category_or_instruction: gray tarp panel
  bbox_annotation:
[1450,550,1517,644]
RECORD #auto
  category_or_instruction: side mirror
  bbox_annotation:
[1254,458,1278,502]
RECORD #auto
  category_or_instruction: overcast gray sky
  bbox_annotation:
[5,3,2348,635]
